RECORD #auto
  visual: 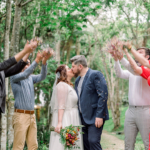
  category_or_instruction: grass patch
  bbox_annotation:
[103,106,144,149]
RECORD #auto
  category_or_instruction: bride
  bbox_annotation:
[49,65,83,150]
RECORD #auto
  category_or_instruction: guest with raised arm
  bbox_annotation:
[109,49,150,150]
[10,49,53,150]
[124,42,150,69]
[121,43,150,85]
[0,40,38,114]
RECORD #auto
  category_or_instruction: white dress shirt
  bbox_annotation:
[114,57,150,106]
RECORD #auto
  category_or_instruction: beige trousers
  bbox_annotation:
[12,112,38,150]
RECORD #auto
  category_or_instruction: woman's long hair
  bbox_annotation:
[55,65,73,86]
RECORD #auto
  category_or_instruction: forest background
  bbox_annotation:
[0,0,150,149]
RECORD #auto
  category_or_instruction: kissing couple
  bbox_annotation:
[49,55,109,150]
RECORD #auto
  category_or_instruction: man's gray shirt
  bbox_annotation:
[10,61,47,110]
[77,76,85,113]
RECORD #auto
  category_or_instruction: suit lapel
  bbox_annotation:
[80,68,91,96]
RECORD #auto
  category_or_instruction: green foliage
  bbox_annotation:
[33,58,57,105]
[36,122,50,148]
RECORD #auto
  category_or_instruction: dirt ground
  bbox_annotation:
[101,131,124,150]
[101,131,145,150]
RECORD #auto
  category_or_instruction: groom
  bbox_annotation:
[70,55,109,150]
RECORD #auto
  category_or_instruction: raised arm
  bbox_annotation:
[131,48,150,69]
[109,50,130,79]
[0,57,17,71]
[10,61,38,83]
[14,40,37,62]
[123,42,150,69]
[10,52,43,83]
[123,50,142,75]
[5,60,27,78]
[31,49,54,84]
[0,40,37,71]
[114,60,130,80]
[4,53,30,78]
[31,64,47,84]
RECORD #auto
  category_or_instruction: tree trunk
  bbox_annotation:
[32,2,40,38]
[97,44,121,130]
[76,36,80,55]
[1,0,12,149]
[7,101,14,148]
[55,40,61,64]
[87,35,92,66]
[113,78,121,129]
[1,113,7,150]
[10,0,22,55]
[65,35,73,64]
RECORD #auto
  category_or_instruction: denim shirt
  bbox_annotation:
[10,61,47,110]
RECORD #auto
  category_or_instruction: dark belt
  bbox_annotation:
[15,109,34,114]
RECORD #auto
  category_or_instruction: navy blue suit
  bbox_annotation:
[75,68,109,150]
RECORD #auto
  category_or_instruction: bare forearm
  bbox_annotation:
[131,49,150,68]
[14,49,27,62]
[58,109,64,123]
[42,59,47,65]
[125,52,142,75]
[22,53,30,62]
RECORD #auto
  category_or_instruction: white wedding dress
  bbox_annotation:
[49,82,83,150]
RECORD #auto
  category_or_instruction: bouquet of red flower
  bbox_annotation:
[50,125,84,150]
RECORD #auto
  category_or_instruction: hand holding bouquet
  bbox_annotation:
[122,41,133,52]
[106,36,124,60]
[50,125,84,150]
[106,36,124,53]
[32,37,43,46]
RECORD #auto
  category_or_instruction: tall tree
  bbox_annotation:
[1,0,12,149]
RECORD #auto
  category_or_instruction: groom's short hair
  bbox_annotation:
[70,55,88,67]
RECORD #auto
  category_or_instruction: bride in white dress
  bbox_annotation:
[49,65,83,150]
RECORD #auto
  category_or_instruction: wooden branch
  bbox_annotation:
[21,0,34,7]
[120,6,136,39]
[0,13,6,20]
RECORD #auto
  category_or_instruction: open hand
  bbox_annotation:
[116,51,124,60]
[42,48,54,65]
[35,51,43,63]
[43,48,54,59]
[109,51,118,61]
[95,118,103,128]
[24,40,38,53]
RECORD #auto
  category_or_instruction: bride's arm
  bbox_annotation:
[55,110,64,133]
[55,82,68,133]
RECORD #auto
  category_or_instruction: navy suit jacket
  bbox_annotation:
[75,68,109,125]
